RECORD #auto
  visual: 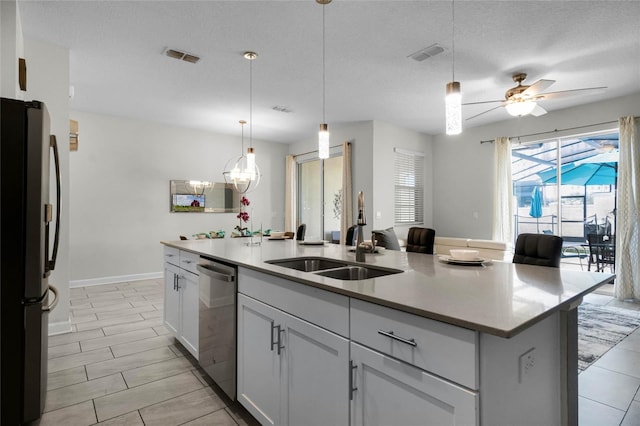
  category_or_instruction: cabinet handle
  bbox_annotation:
[182,259,192,264]
[277,327,285,355]
[349,360,358,400]
[176,275,182,290]
[377,330,417,347]
[166,254,175,257]
[173,274,177,291]
[270,321,278,352]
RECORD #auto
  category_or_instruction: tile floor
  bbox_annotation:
[36,278,259,426]
[38,279,639,426]
[579,290,640,426]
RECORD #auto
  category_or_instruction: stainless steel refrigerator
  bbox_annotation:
[1,98,61,424]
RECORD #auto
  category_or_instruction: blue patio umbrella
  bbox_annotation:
[529,186,543,233]
[537,161,617,186]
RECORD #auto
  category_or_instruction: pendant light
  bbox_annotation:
[445,0,462,136]
[317,0,331,159]
[222,52,261,194]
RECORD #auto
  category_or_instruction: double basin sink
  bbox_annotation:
[266,257,403,281]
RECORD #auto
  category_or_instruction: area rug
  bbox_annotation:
[578,303,640,372]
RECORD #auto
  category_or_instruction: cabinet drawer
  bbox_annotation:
[350,298,478,389]
[179,251,200,275]
[164,246,180,266]
[238,267,349,337]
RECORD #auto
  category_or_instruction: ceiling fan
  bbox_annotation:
[463,73,606,120]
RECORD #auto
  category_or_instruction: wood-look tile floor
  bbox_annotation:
[35,279,259,426]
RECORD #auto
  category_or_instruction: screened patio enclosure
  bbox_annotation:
[511,131,618,244]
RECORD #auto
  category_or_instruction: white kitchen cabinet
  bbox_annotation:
[163,247,199,359]
[237,292,349,426]
[350,342,478,426]
[163,262,180,335]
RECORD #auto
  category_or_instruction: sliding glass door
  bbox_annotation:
[298,154,343,241]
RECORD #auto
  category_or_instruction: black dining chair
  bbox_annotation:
[296,224,306,241]
[513,233,564,268]
[345,225,358,246]
[405,227,436,254]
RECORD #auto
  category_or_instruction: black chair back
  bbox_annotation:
[406,227,436,254]
[296,224,306,241]
[513,233,563,268]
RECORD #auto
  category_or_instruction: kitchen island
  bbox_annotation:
[162,238,614,426]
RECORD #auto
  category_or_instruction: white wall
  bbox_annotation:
[432,92,640,240]
[372,121,433,241]
[23,38,71,334]
[0,0,24,99]
[69,111,288,284]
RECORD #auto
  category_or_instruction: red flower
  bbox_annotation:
[237,211,250,223]
[241,196,250,206]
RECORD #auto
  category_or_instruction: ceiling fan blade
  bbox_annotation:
[466,105,503,121]
[537,86,607,101]
[462,99,504,106]
[521,79,555,97]
[530,104,547,117]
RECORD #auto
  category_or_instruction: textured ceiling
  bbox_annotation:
[17,0,640,143]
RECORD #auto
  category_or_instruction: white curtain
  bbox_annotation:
[492,137,514,244]
[615,117,640,300]
[285,154,297,233]
[340,142,353,244]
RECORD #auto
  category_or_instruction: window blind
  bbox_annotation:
[394,149,424,225]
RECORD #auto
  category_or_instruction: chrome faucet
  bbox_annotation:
[355,191,367,262]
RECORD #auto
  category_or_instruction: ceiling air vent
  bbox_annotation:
[163,48,200,64]
[272,105,293,113]
[407,43,445,62]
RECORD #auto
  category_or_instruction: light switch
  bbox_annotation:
[376,211,382,219]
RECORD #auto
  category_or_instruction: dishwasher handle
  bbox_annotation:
[197,263,235,282]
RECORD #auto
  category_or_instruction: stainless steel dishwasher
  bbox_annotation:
[197,257,237,400]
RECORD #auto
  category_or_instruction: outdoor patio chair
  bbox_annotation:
[586,234,615,273]
[345,225,358,246]
[513,233,564,268]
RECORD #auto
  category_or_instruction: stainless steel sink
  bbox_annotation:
[315,265,403,280]
[266,257,348,272]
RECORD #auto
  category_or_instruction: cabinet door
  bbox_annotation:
[163,263,180,336]
[350,342,478,426]
[178,270,199,359]
[237,294,283,426]
[281,311,350,426]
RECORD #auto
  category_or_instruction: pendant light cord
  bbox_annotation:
[322,3,326,123]
[451,0,455,81]
[250,57,253,148]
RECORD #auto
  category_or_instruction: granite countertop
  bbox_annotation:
[161,238,614,338]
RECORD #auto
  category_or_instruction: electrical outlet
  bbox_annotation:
[518,347,536,383]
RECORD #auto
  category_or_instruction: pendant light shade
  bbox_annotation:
[318,123,330,159]
[317,0,331,159]
[445,81,462,135]
[223,120,261,194]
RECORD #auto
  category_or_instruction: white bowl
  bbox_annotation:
[270,231,285,238]
[449,249,479,261]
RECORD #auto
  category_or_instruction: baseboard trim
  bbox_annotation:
[69,272,163,288]
[49,318,72,336]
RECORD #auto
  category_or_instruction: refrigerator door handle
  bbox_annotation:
[47,135,61,274]
[42,284,59,312]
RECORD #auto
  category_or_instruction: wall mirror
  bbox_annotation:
[170,180,240,213]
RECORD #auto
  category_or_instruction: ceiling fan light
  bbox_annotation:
[445,81,462,135]
[505,100,537,117]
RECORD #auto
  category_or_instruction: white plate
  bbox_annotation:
[439,255,487,265]
[268,236,290,240]
[298,240,328,246]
